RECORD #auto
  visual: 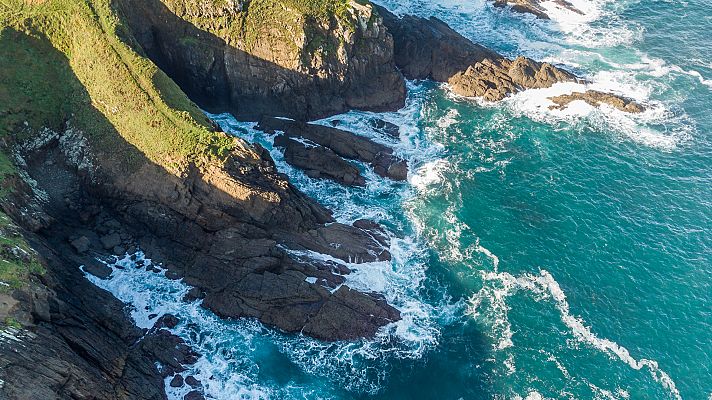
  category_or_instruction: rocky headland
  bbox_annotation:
[0,0,645,398]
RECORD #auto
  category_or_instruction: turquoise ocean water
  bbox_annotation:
[85,0,711,398]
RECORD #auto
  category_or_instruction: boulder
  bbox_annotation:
[170,374,184,388]
[369,118,401,138]
[99,233,121,250]
[70,236,90,253]
[185,375,201,388]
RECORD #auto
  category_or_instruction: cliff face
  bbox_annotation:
[0,0,402,397]
[118,0,406,120]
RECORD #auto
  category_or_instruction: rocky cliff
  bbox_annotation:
[0,0,402,397]
[118,0,406,120]
[376,5,578,100]
[0,0,646,398]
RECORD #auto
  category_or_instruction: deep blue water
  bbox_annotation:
[86,0,711,398]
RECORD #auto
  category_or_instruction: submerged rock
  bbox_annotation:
[492,0,585,19]
[549,90,646,113]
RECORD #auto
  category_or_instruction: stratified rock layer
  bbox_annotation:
[258,117,408,182]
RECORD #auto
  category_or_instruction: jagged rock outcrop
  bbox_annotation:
[117,0,406,120]
[258,117,408,182]
[376,5,644,111]
[549,90,645,113]
[492,0,584,20]
[376,5,578,101]
[450,56,576,101]
[0,189,193,399]
[274,135,367,186]
[1,6,404,399]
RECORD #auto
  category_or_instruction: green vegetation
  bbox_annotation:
[0,0,236,176]
[163,0,364,60]
[3,317,22,329]
[0,211,43,293]
[0,0,255,291]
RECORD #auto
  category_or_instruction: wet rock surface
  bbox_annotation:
[376,5,639,110]
[492,0,584,19]
[274,135,366,187]
[258,117,408,183]
[549,90,646,113]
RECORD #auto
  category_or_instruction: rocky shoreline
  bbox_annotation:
[0,0,646,398]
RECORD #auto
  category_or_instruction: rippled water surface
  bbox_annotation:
[87,0,711,398]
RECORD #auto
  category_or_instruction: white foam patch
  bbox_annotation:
[374,0,697,150]
[197,82,458,395]
[500,80,689,151]
[83,253,273,400]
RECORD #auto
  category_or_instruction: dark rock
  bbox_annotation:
[112,245,126,255]
[185,375,200,387]
[273,135,366,187]
[492,0,584,19]
[369,118,401,138]
[183,287,205,303]
[302,286,401,341]
[100,233,122,250]
[82,262,112,279]
[376,5,576,101]
[283,222,391,263]
[184,391,205,400]
[70,236,90,253]
[170,374,184,388]
[140,329,200,377]
[165,270,181,280]
[259,118,408,182]
[117,0,405,121]
[155,313,180,329]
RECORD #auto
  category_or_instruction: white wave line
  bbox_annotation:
[531,270,682,400]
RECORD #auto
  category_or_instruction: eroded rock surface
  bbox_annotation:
[274,135,366,187]
[258,117,408,182]
[549,90,645,113]
[4,125,400,343]
[376,5,577,100]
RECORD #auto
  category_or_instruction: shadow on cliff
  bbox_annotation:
[0,28,173,399]
[2,25,496,398]
[112,0,405,121]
